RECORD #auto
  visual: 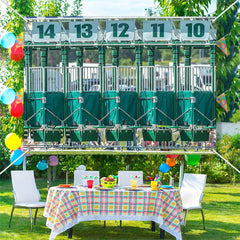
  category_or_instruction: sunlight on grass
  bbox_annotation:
[0,179,239,240]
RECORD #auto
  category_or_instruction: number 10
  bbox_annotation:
[186,23,205,38]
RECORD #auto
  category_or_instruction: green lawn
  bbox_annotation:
[0,179,239,240]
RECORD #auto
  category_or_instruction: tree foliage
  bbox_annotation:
[215,0,240,121]
[154,0,211,16]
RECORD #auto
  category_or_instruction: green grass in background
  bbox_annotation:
[0,179,239,240]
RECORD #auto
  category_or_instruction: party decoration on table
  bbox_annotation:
[5,133,22,150]
[166,158,176,167]
[9,42,24,61]
[0,88,16,105]
[0,32,16,49]
[37,160,48,170]
[10,149,24,165]
[154,174,162,188]
[10,99,23,118]
[184,154,201,166]
[216,93,228,113]
[76,164,86,171]
[159,163,170,173]
[48,155,59,166]
[216,37,228,57]
[166,154,179,159]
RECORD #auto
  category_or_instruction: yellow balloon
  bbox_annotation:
[5,133,22,150]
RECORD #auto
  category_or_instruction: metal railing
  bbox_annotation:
[177,65,213,91]
[25,65,214,93]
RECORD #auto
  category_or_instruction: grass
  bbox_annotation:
[0,178,240,240]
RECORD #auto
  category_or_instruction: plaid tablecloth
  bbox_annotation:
[44,187,184,240]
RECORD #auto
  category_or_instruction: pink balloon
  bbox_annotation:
[49,155,59,166]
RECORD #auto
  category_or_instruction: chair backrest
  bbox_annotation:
[118,171,143,186]
[11,170,41,203]
[180,173,207,206]
[74,170,100,186]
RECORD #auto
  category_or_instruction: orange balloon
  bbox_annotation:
[166,158,176,167]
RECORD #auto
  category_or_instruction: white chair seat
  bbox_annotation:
[15,202,45,208]
[182,203,201,210]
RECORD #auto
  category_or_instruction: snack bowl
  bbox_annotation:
[101,177,117,188]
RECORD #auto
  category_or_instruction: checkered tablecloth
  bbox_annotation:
[44,187,184,240]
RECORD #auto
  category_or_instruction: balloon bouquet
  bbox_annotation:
[1,32,25,166]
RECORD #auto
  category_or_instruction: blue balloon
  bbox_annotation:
[159,163,170,173]
[37,160,48,171]
[10,149,24,166]
[0,88,16,105]
[0,32,16,49]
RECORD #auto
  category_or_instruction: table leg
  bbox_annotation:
[151,221,155,232]
[68,227,73,239]
[160,229,165,239]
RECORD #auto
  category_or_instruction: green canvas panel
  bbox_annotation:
[177,91,214,126]
[139,91,153,125]
[194,91,214,126]
[27,92,44,127]
[45,92,64,126]
[177,91,192,126]
[139,91,175,126]
[156,92,175,125]
[103,91,137,126]
[66,92,100,126]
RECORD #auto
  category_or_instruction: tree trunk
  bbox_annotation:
[66,170,68,184]
[229,166,232,185]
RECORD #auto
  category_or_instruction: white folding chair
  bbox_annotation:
[9,170,45,230]
[118,171,143,227]
[74,170,100,186]
[118,171,143,187]
[180,173,207,232]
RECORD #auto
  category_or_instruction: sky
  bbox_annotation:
[1,0,217,17]
[81,0,217,16]
[81,0,156,16]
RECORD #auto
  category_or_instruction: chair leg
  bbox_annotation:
[29,208,33,230]
[183,210,188,234]
[104,220,106,228]
[201,209,206,230]
[34,208,38,225]
[151,221,155,232]
[9,206,15,228]
[120,220,122,227]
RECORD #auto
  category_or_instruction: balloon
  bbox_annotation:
[49,155,59,166]
[10,99,23,118]
[159,163,170,173]
[5,133,22,150]
[0,32,16,49]
[184,155,201,166]
[0,88,16,105]
[77,164,86,171]
[166,154,179,159]
[166,158,176,167]
[10,149,24,165]
[37,160,48,170]
[9,43,24,61]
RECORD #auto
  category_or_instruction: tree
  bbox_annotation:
[215,0,240,121]
[154,0,211,16]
